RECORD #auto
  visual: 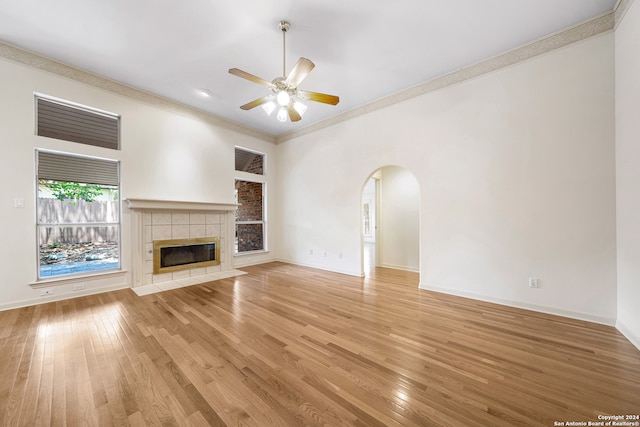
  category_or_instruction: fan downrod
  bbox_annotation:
[278,20,290,76]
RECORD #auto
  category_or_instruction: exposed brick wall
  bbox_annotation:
[245,154,263,175]
[236,181,263,221]
[237,223,263,252]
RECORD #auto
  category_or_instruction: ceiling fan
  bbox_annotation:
[228,20,339,123]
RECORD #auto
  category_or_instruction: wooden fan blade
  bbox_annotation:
[240,96,272,110]
[285,58,315,87]
[229,68,275,89]
[298,90,340,106]
[287,104,302,122]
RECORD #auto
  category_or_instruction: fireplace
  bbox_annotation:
[153,237,220,274]
[125,198,238,287]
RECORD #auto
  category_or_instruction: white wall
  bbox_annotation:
[278,33,617,324]
[0,55,277,310]
[379,166,420,272]
[615,0,640,347]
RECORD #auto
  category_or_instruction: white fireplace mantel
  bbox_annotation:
[124,198,238,211]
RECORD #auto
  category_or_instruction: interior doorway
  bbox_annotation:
[361,166,420,277]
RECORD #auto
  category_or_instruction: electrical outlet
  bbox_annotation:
[40,288,54,296]
[73,284,85,291]
[528,277,538,288]
[309,249,313,255]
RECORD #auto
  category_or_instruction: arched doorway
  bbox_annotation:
[361,166,420,278]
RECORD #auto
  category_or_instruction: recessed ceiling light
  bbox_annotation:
[197,88,213,97]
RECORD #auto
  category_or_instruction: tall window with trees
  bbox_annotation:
[36,151,121,278]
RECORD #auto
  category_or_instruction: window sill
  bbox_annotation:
[30,269,128,288]
[234,250,269,257]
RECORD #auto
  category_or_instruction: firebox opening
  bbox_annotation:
[153,237,220,274]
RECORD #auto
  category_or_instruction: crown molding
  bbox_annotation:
[276,12,614,143]
[0,42,276,143]
[614,0,636,28]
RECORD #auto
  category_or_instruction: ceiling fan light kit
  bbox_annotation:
[229,20,339,123]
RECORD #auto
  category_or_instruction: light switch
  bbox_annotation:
[14,198,24,208]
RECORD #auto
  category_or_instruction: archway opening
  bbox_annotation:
[361,166,420,280]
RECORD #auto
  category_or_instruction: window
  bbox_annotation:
[234,147,267,254]
[235,147,264,175]
[35,93,120,150]
[36,150,121,278]
[235,180,265,253]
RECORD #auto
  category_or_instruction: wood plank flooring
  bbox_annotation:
[1,262,639,426]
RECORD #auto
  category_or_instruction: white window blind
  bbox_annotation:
[37,151,119,186]
[36,95,120,150]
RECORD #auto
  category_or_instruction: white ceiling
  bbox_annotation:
[0,0,616,137]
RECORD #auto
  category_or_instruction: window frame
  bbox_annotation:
[234,178,267,255]
[234,146,266,175]
[35,149,122,280]
[34,92,121,150]
[234,146,268,255]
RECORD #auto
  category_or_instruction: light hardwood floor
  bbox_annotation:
[1,262,639,426]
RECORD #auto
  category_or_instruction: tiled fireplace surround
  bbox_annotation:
[125,199,245,295]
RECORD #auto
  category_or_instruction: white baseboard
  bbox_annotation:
[233,257,278,269]
[616,319,640,351]
[378,263,420,273]
[0,282,131,312]
[276,258,364,277]
[419,283,616,326]
[232,252,278,269]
